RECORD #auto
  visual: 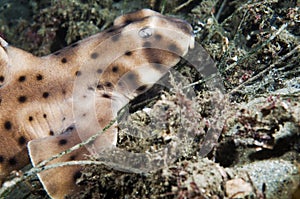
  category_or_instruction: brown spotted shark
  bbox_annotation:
[0,9,194,198]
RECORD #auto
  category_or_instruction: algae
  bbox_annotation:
[0,0,299,198]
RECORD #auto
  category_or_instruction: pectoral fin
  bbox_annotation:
[28,127,89,199]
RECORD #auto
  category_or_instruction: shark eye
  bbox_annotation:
[138,27,153,38]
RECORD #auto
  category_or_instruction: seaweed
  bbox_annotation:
[0,0,299,198]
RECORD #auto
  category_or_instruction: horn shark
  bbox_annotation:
[0,9,194,198]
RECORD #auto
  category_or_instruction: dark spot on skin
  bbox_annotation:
[102,94,111,99]
[75,71,82,76]
[136,85,147,92]
[112,66,118,73]
[8,157,17,165]
[73,171,82,182]
[59,139,67,145]
[70,155,76,160]
[88,86,94,91]
[154,34,162,40]
[168,44,180,54]
[117,81,123,87]
[61,58,67,63]
[36,74,43,81]
[43,92,49,98]
[4,121,12,130]
[18,96,27,103]
[49,130,54,136]
[18,76,26,82]
[0,76,4,82]
[91,52,99,59]
[18,136,26,145]
[111,34,120,42]
[43,114,47,118]
[173,21,192,35]
[0,155,4,163]
[82,113,86,117]
[28,116,33,121]
[54,51,61,56]
[143,42,152,48]
[62,117,66,121]
[125,51,132,56]
[143,49,164,70]
[97,68,103,74]
[71,43,78,48]
[152,63,166,72]
[62,89,66,95]
[127,72,137,80]
[123,72,139,88]
[96,84,103,90]
[105,82,113,88]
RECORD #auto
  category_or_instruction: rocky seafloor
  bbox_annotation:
[0,0,299,198]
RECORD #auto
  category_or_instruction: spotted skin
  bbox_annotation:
[0,9,194,198]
